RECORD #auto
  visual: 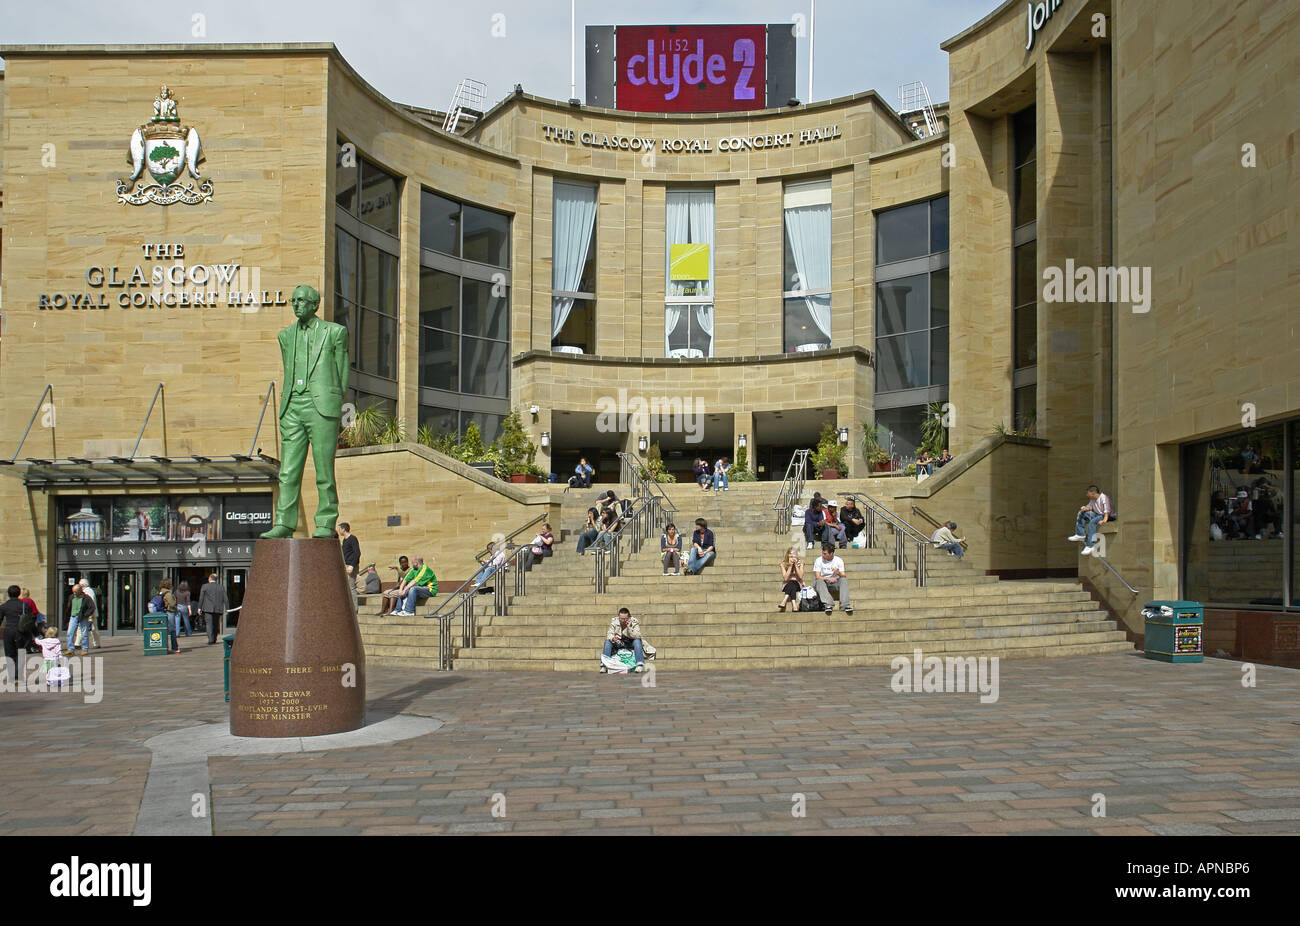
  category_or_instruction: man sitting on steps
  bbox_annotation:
[812,542,852,615]
[391,556,437,616]
[685,518,716,574]
[931,521,966,559]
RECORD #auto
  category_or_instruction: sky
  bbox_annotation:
[0,0,995,112]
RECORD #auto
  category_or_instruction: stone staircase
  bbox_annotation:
[361,481,1133,671]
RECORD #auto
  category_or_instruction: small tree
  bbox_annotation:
[810,422,848,476]
[495,409,538,478]
[919,402,948,455]
[730,444,757,482]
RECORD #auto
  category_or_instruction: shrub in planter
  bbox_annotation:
[810,422,848,479]
[494,409,539,481]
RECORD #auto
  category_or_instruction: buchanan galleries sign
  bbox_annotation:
[37,243,287,311]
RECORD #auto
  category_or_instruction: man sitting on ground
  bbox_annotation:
[598,607,646,674]
[812,542,852,615]
[685,518,716,574]
[931,521,966,559]
[361,564,382,595]
[391,556,437,616]
[1067,484,1114,556]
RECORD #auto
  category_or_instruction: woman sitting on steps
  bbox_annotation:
[778,547,804,612]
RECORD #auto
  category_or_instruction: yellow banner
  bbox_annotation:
[670,243,710,281]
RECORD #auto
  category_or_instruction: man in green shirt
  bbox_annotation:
[391,557,437,616]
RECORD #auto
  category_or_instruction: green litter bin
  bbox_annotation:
[142,613,168,655]
[1143,600,1204,663]
[223,633,237,702]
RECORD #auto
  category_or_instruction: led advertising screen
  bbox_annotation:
[615,25,769,113]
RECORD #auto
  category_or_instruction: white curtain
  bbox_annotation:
[552,182,598,340]
[784,202,832,342]
[666,190,714,355]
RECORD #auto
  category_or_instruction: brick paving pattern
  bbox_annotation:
[2,637,1298,835]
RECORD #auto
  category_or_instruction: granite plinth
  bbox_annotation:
[229,537,366,737]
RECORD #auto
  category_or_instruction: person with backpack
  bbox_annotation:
[2,585,36,672]
[152,579,180,654]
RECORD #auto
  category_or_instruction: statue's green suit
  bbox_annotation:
[263,288,349,539]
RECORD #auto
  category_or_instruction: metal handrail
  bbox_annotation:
[7,384,56,463]
[617,450,678,514]
[593,493,671,594]
[1091,549,1140,594]
[772,449,811,534]
[910,504,969,550]
[843,492,929,587]
[477,513,547,561]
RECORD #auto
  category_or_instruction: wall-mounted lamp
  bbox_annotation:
[738,433,747,448]
[638,435,648,453]
[540,431,550,448]
[529,404,540,417]
[838,427,849,444]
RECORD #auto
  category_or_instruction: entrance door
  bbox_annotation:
[85,571,109,636]
[225,568,247,629]
[113,570,139,632]
[56,570,83,633]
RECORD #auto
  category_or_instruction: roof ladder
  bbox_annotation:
[443,78,487,134]
[898,80,939,138]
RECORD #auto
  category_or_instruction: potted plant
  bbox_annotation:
[862,423,892,473]
[729,445,757,482]
[811,422,847,480]
[495,409,541,483]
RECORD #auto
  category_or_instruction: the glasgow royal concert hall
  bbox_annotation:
[0,0,1296,672]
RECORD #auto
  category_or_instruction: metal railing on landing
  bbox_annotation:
[843,492,929,587]
[593,494,673,595]
[477,513,547,561]
[1090,547,1140,594]
[772,449,811,534]
[616,450,678,515]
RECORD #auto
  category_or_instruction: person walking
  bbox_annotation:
[65,585,85,657]
[175,580,194,636]
[338,522,361,607]
[152,579,179,654]
[71,584,98,656]
[198,573,228,645]
[77,578,102,650]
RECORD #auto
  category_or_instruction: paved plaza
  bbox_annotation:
[2,637,1299,836]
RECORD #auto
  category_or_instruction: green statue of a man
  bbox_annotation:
[261,284,350,539]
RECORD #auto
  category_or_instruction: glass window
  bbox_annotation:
[461,337,509,397]
[419,327,459,392]
[1015,306,1038,368]
[553,181,598,353]
[665,189,714,300]
[335,140,357,214]
[360,243,382,311]
[419,267,458,331]
[421,191,461,256]
[875,332,928,392]
[334,229,358,302]
[930,195,949,253]
[334,297,356,357]
[875,406,923,461]
[553,299,595,353]
[358,158,400,236]
[462,279,509,341]
[1013,107,1036,228]
[1013,384,1036,433]
[666,305,713,357]
[877,274,930,335]
[463,411,504,445]
[462,204,510,267]
[358,309,398,381]
[784,296,832,352]
[1184,426,1286,606]
[930,326,949,387]
[418,405,459,440]
[347,390,396,418]
[1014,240,1037,368]
[930,268,949,327]
[875,201,929,265]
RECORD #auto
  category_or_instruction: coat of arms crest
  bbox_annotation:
[117,85,214,205]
